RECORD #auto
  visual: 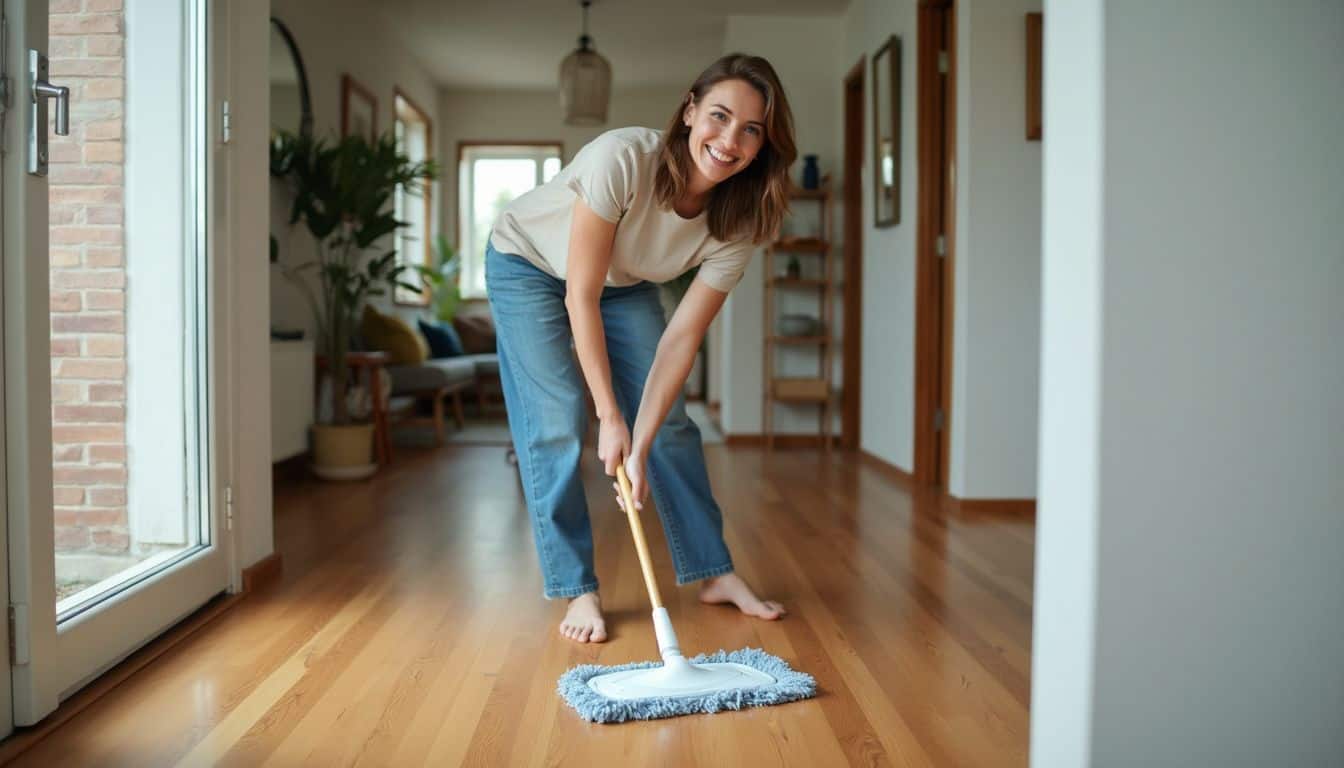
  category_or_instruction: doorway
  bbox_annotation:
[914,0,956,486]
[841,58,864,452]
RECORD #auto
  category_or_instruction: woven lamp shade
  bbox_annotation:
[559,46,611,126]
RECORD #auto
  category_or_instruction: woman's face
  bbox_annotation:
[682,78,767,189]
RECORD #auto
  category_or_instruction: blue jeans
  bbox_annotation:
[485,240,735,599]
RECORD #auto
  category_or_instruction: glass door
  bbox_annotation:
[3,0,231,725]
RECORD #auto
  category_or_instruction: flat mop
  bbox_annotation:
[557,466,816,723]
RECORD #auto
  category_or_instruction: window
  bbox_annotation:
[458,143,562,298]
[393,90,433,305]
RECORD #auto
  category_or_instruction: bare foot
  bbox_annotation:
[698,573,787,620]
[559,591,608,643]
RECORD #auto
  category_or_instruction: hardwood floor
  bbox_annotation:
[7,442,1034,767]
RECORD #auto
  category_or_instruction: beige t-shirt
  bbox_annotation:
[488,127,754,293]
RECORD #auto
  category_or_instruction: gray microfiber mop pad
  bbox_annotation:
[557,647,817,724]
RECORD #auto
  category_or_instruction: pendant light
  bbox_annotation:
[559,0,611,126]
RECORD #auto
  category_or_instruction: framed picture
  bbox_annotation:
[341,73,377,142]
[872,35,901,228]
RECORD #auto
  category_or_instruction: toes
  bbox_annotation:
[751,601,785,620]
[577,626,592,643]
[590,625,608,643]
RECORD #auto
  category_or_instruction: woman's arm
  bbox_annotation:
[630,277,728,466]
[565,199,629,475]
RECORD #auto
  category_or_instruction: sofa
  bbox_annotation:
[386,353,499,429]
[360,308,502,444]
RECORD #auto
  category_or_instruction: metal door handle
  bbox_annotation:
[28,49,70,176]
[34,79,68,136]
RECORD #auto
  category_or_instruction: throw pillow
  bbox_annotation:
[453,313,497,354]
[360,305,428,365]
[418,318,464,359]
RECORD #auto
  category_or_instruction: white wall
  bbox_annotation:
[839,0,916,469]
[269,0,444,336]
[717,15,845,437]
[1032,1,1344,763]
[437,86,682,258]
[948,0,1042,499]
[1030,0,1103,763]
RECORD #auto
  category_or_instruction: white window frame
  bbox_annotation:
[457,143,562,299]
[392,89,433,306]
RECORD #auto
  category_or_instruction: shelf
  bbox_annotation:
[771,378,829,402]
[771,277,828,287]
[764,179,834,448]
[770,237,828,252]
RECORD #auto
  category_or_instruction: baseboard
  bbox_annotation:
[943,495,1036,519]
[723,434,839,449]
[241,553,284,593]
[860,450,914,483]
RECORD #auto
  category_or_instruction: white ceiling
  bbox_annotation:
[362,0,851,91]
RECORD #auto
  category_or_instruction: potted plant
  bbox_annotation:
[430,234,462,325]
[271,130,439,478]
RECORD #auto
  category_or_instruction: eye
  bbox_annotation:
[745,125,762,137]
[711,111,728,122]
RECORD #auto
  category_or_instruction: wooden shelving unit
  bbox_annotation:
[763,179,834,451]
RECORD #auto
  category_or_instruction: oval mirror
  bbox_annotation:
[269,18,313,140]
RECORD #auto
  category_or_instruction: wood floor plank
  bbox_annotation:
[5,443,1034,767]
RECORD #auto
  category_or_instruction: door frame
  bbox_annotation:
[841,57,865,452]
[0,0,19,742]
[914,0,957,487]
[3,0,233,725]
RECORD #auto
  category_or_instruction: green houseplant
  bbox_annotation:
[430,234,463,325]
[271,129,438,475]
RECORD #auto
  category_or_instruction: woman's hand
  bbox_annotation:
[597,413,632,478]
[613,452,649,512]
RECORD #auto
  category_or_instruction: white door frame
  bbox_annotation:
[0,0,18,743]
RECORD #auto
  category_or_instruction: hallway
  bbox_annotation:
[11,443,1033,766]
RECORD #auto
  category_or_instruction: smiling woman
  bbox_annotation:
[485,53,797,646]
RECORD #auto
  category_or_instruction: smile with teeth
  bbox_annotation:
[705,145,738,167]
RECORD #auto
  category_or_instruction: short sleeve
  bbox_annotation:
[564,132,636,224]
[694,240,756,293]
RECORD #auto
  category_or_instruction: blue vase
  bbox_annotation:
[802,155,819,190]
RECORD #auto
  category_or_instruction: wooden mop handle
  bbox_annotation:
[616,464,664,609]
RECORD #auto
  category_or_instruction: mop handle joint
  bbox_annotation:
[652,606,683,659]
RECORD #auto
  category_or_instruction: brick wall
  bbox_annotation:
[49,0,129,579]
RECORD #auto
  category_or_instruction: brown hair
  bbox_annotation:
[654,53,797,245]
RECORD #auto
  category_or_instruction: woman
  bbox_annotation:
[486,53,795,643]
